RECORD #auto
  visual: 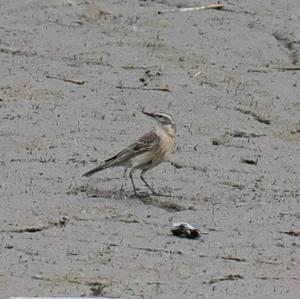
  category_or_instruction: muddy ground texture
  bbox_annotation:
[0,0,300,298]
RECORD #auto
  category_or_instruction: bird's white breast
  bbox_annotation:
[153,129,175,162]
[131,129,175,170]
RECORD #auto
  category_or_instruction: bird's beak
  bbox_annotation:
[142,111,156,118]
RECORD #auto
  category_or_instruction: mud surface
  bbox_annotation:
[0,1,300,298]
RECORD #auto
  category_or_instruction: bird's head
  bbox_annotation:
[143,110,176,136]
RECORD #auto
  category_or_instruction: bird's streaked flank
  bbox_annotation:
[82,111,176,196]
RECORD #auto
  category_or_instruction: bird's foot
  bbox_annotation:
[129,187,172,198]
[130,191,150,198]
[135,190,172,198]
[151,191,172,197]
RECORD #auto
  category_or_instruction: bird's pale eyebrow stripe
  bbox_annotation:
[159,113,173,120]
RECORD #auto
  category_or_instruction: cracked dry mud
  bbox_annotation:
[0,1,300,298]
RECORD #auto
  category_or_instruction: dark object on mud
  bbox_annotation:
[274,66,300,71]
[208,274,244,284]
[212,136,227,145]
[279,230,300,237]
[220,255,247,262]
[90,283,106,296]
[115,85,171,92]
[171,222,200,239]
[248,66,300,72]
[240,157,259,165]
[0,216,69,234]
[235,107,271,125]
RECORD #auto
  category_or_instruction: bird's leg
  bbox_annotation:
[140,169,160,196]
[129,168,139,196]
[119,167,128,192]
[140,169,172,197]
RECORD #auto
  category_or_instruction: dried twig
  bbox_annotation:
[240,157,259,165]
[247,69,268,73]
[248,66,300,72]
[273,66,300,71]
[254,259,282,265]
[46,74,85,85]
[279,230,300,237]
[1,225,50,233]
[158,4,224,14]
[116,85,171,92]
[255,276,281,281]
[0,216,69,233]
[256,276,300,281]
[235,107,271,125]
[120,65,158,70]
[229,130,265,138]
[207,274,244,284]
[31,272,109,286]
[279,212,300,218]
[212,130,264,148]
[220,255,247,262]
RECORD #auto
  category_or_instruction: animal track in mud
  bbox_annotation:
[273,31,300,65]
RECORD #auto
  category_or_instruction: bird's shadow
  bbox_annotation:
[68,184,187,211]
[130,191,173,199]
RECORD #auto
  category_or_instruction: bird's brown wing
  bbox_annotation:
[104,130,160,166]
[82,130,160,177]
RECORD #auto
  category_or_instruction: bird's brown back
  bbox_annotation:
[102,130,160,167]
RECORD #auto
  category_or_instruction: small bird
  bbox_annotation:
[82,111,176,196]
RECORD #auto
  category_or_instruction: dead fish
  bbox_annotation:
[171,222,200,239]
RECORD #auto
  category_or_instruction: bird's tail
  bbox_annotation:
[82,148,130,177]
[82,157,119,177]
[82,163,107,177]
